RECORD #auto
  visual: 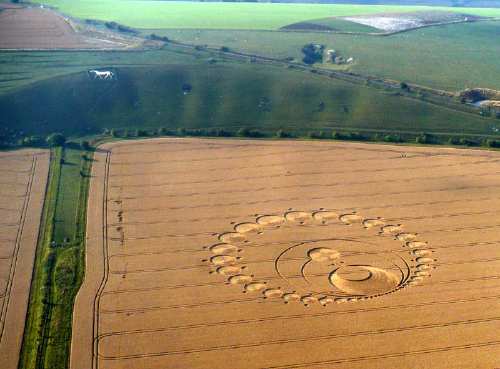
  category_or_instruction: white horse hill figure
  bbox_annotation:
[88,70,115,80]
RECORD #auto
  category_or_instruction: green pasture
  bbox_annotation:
[153,20,500,91]
[37,0,500,30]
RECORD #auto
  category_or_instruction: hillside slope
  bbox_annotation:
[0,63,494,137]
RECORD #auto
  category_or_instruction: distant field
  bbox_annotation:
[155,20,500,91]
[36,0,500,30]
[0,5,125,50]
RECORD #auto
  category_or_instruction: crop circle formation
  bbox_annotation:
[205,209,435,306]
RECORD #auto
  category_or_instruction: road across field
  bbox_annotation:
[73,138,500,369]
[0,149,49,369]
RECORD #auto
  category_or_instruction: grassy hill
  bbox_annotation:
[0,60,496,139]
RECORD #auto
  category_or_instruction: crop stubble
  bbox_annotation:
[0,149,50,369]
[73,138,500,369]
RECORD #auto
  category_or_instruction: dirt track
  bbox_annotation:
[73,138,500,369]
[0,5,129,49]
[0,149,49,369]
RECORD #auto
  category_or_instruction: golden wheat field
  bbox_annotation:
[72,138,500,369]
[0,149,49,369]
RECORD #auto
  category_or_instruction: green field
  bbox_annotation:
[20,147,92,369]
[151,20,500,91]
[37,0,500,30]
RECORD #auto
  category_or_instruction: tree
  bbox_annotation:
[308,131,326,139]
[301,43,324,65]
[20,136,44,147]
[400,81,409,90]
[276,129,290,138]
[415,133,432,144]
[237,127,250,137]
[80,140,90,150]
[46,133,66,147]
[383,134,401,143]
[485,139,500,148]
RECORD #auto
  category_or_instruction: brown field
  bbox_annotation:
[0,4,131,49]
[0,149,49,369]
[73,138,500,369]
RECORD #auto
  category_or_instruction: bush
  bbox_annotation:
[158,127,173,136]
[332,131,341,140]
[301,43,324,65]
[237,127,263,138]
[276,129,291,138]
[186,128,203,137]
[237,127,250,137]
[459,137,478,146]
[220,46,230,52]
[46,133,66,147]
[80,140,90,150]
[208,128,232,137]
[344,132,366,141]
[104,21,137,34]
[415,133,433,144]
[383,134,401,143]
[149,34,169,42]
[485,139,500,148]
[19,135,44,147]
[308,131,328,139]
[136,129,148,137]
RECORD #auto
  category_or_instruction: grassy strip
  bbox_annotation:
[19,146,93,369]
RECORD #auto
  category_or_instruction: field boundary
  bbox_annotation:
[18,147,93,369]
[70,147,110,369]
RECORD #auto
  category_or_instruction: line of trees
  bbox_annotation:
[3,127,500,151]
[102,127,500,149]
